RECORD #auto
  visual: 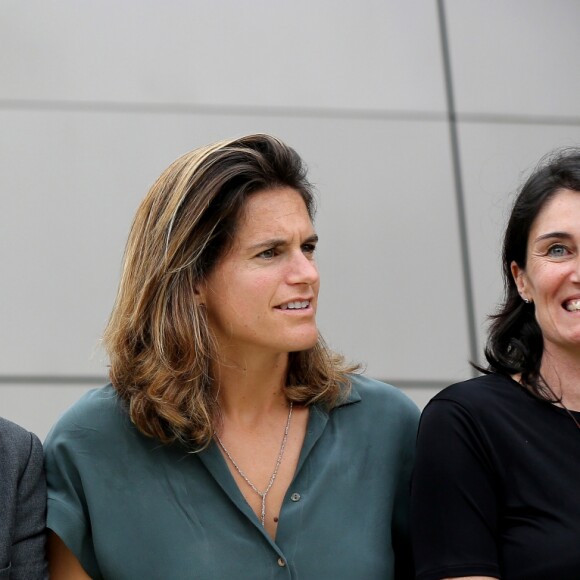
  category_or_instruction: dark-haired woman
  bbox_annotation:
[411,148,580,580]
[44,134,419,579]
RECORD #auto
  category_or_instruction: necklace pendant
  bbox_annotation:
[215,402,294,528]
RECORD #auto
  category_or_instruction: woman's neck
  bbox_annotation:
[540,347,580,410]
[213,352,290,424]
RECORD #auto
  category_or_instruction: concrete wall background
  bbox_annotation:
[2,0,580,439]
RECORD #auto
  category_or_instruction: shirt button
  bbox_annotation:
[277,557,286,567]
[290,492,301,502]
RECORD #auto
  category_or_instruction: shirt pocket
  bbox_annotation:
[0,564,10,578]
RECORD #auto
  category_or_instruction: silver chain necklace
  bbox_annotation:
[542,380,580,430]
[215,402,293,527]
[558,399,580,430]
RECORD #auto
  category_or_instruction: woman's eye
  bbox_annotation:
[257,248,276,259]
[547,244,568,257]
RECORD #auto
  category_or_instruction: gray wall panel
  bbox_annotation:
[446,0,580,118]
[0,384,94,441]
[1,0,445,112]
[308,120,470,381]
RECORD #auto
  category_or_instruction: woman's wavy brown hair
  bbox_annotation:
[104,134,359,449]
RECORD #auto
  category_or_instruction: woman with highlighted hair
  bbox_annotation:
[45,134,419,579]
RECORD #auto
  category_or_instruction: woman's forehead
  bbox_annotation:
[237,188,312,234]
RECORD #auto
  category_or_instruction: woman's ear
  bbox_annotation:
[511,261,531,303]
[193,283,206,307]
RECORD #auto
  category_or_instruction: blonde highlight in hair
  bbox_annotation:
[104,134,359,449]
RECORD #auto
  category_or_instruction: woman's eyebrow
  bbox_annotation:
[534,231,572,243]
[247,233,319,252]
[247,238,287,252]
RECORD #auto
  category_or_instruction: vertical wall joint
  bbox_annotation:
[437,0,479,372]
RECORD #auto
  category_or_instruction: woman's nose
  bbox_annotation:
[287,251,319,285]
[572,255,580,282]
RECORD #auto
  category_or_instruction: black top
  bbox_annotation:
[411,373,580,580]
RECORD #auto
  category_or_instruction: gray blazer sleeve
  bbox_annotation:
[0,418,48,580]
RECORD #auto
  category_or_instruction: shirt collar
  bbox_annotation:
[336,377,362,408]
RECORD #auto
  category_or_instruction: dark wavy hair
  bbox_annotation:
[482,147,580,399]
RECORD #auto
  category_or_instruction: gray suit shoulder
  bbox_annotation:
[0,417,47,580]
[0,416,42,466]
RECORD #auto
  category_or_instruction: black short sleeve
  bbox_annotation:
[411,399,501,580]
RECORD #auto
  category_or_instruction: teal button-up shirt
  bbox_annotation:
[45,374,418,579]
